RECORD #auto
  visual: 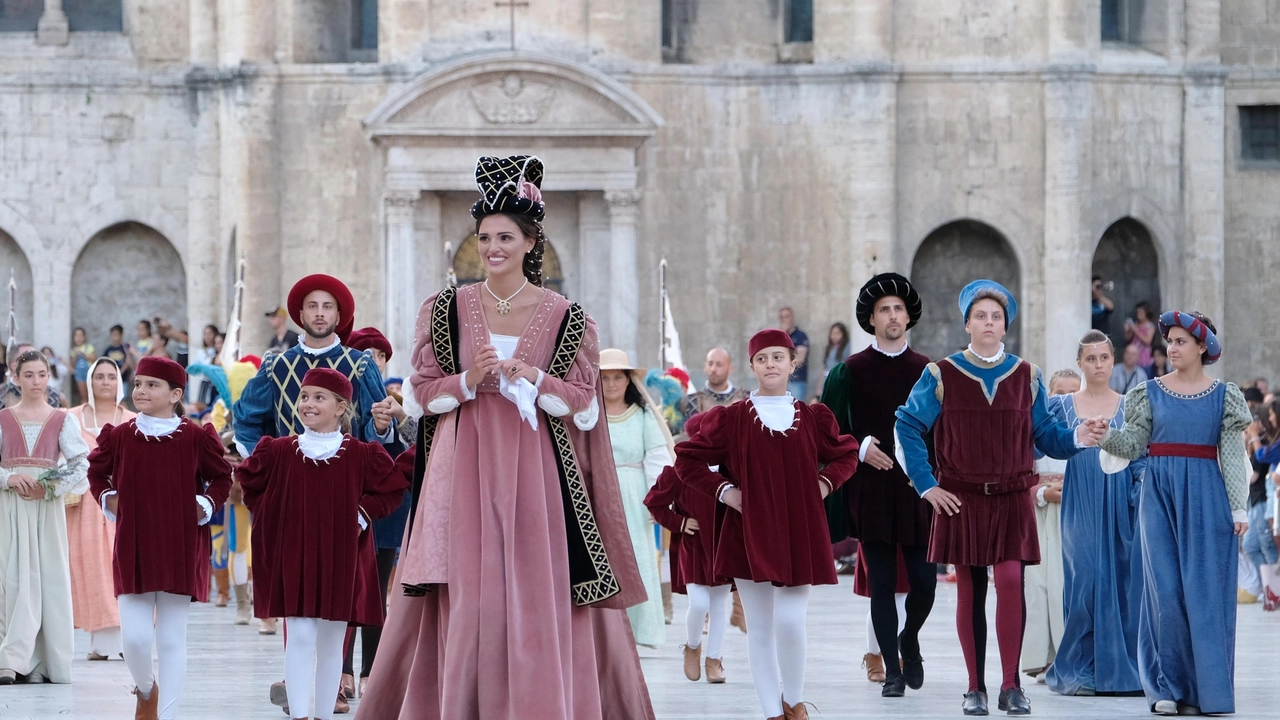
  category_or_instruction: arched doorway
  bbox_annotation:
[0,228,34,353]
[71,222,188,357]
[1092,218,1160,349]
[451,234,565,297]
[909,220,1021,361]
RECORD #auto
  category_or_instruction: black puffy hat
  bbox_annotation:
[470,155,545,222]
[855,273,923,335]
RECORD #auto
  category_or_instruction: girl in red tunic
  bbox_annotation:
[644,412,733,685]
[236,368,407,720]
[675,329,860,720]
[88,356,233,720]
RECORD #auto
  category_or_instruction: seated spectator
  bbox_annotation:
[1108,344,1147,394]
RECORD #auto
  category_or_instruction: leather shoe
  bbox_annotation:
[899,632,924,689]
[133,682,159,720]
[334,691,350,714]
[782,698,810,719]
[340,673,356,699]
[682,644,701,681]
[704,657,725,684]
[962,690,989,716]
[269,681,289,715]
[862,652,886,683]
[997,687,1031,715]
[881,675,906,697]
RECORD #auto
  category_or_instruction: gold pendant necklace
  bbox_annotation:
[484,279,528,317]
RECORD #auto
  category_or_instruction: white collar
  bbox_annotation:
[749,391,797,432]
[297,428,344,461]
[871,338,909,358]
[298,336,341,356]
[136,413,181,437]
[967,342,1006,364]
[704,382,736,395]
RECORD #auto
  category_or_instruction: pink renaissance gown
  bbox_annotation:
[359,283,654,720]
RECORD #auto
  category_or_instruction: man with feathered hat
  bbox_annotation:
[819,272,936,698]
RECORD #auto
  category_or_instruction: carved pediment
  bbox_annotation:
[365,53,662,141]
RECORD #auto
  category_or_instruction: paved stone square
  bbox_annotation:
[1,578,1276,719]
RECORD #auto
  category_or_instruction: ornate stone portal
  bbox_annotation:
[365,52,663,378]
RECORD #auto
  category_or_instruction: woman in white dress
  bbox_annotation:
[0,350,90,684]
[600,349,674,648]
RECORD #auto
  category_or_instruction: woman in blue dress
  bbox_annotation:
[1045,329,1145,696]
[1098,311,1250,716]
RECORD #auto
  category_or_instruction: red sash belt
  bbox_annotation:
[1147,443,1217,460]
[938,472,1039,496]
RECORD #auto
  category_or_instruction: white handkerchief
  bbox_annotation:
[1098,449,1130,475]
[493,339,539,431]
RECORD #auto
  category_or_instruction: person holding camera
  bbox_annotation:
[1090,277,1114,333]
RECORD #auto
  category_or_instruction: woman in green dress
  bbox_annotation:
[601,349,675,648]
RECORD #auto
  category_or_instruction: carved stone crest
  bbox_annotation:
[468,73,556,124]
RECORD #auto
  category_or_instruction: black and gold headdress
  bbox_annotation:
[470,155,546,222]
[855,272,923,335]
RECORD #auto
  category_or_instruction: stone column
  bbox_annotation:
[34,258,70,357]
[36,0,69,46]
[604,189,642,361]
[235,77,282,356]
[186,83,222,341]
[1181,68,1227,335]
[1185,0,1221,63]
[383,189,420,379]
[190,0,218,63]
[847,74,898,349]
[1042,67,1095,374]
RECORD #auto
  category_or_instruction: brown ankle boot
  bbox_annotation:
[730,591,747,633]
[213,569,230,607]
[681,644,701,681]
[704,656,726,683]
[133,682,159,720]
[862,652,886,682]
[782,699,810,720]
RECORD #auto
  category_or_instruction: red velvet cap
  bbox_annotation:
[288,274,356,341]
[347,327,393,360]
[748,329,795,359]
[301,367,353,402]
[136,356,188,390]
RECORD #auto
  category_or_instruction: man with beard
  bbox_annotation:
[232,274,395,716]
[819,273,936,698]
[678,347,749,421]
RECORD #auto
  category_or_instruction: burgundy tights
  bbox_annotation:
[954,561,1026,693]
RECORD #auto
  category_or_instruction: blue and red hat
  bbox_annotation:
[1158,311,1221,365]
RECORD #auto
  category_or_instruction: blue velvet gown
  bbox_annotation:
[1044,394,1145,695]
[1100,379,1248,714]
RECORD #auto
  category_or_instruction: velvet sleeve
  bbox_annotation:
[357,441,410,525]
[410,292,472,416]
[87,423,119,503]
[643,466,688,533]
[1218,382,1252,515]
[674,404,734,501]
[896,365,943,496]
[353,350,393,444]
[818,361,855,435]
[810,402,860,492]
[235,435,278,515]
[536,314,600,415]
[196,422,233,509]
[1030,366,1084,460]
[232,356,279,455]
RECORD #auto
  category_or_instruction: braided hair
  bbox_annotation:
[476,213,546,288]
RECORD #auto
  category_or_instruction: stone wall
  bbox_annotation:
[1222,0,1280,65]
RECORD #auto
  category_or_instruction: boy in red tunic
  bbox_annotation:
[236,368,407,720]
[88,356,233,720]
[644,413,732,684]
[895,280,1107,716]
[676,329,860,720]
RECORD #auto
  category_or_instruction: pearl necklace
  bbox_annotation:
[484,279,528,317]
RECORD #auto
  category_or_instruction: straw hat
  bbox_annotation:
[599,348,638,372]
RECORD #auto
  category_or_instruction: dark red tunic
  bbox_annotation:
[675,399,860,587]
[832,347,934,546]
[928,358,1040,567]
[87,419,233,600]
[644,465,727,593]
[237,435,407,626]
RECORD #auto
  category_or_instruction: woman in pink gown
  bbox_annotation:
[66,357,135,660]
[359,156,653,720]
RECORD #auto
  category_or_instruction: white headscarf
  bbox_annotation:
[86,357,125,412]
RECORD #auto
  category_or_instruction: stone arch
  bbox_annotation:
[71,198,186,264]
[452,233,565,297]
[1091,217,1161,348]
[71,222,188,354]
[0,227,35,353]
[909,219,1022,361]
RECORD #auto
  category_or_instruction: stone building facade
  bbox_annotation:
[1,0,1278,385]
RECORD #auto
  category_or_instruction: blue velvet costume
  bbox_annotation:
[233,341,394,455]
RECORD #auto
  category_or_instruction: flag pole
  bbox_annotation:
[220,255,246,370]
[659,257,668,370]
[5,270,16,362]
